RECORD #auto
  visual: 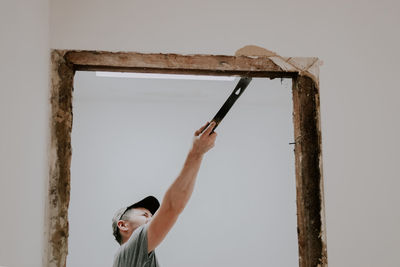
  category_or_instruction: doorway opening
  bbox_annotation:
[46,50,327,267]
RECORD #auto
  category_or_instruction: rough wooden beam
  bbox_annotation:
[64,50,296,78]
[292,75,327,267]
[46,50,74,267]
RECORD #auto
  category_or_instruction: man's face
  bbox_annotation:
[126,207,153,228]
[117,207,153,242]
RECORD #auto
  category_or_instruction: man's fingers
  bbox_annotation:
[195,122,210,136]
[202,121,216,136]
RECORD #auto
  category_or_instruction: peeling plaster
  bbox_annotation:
[235,45,322,87]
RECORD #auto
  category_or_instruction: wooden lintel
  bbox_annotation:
[64,50,297,78]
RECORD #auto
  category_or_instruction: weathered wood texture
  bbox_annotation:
[46,50,74,267]
[292,75,327,266]
[65,50,297,78]
[46,49,327,267]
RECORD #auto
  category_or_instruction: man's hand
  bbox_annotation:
[191,121,218,156]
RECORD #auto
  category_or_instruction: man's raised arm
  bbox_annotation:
[147,121,217,253]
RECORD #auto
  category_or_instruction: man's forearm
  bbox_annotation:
[163,149,204,214]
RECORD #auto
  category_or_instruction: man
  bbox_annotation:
[112,121,217,267]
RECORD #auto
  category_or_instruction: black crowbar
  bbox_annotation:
[202,77,252,134]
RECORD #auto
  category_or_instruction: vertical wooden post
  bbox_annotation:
[292,75,327,266]
[46,50,74,267]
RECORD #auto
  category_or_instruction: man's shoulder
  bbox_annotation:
[113,224,154,267]
[120,224,147,252]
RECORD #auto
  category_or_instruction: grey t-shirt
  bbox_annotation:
[113,223,160,267]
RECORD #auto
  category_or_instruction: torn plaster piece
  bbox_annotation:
[235,45,277,57]
[288,57,321,85]
[235,45,321,86]
[287,57,318,72]
[306,59,321,84]
[269,56,298,72]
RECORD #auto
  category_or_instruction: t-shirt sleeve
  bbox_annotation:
[118,223,154,265]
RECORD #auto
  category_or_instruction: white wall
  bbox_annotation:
[69,72,296,267]
[0,0,49,267]
[49,1,400,266]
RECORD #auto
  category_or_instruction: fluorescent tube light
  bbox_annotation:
[95,72,236,81]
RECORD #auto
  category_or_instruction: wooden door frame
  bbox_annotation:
[46,49,327,267]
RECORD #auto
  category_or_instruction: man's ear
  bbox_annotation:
[117,220,129,232]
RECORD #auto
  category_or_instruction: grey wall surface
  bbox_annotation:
[69,72,296,267]
[0,1,49,266]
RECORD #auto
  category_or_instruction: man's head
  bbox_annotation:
[112,196,160,245]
